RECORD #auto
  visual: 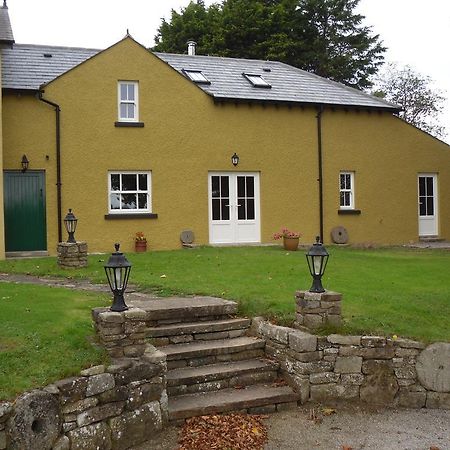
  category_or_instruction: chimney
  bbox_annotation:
[187,40,196,56]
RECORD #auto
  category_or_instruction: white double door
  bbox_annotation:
[208,172,260,244]
[418,173,438,237]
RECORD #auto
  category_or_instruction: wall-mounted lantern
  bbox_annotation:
[104,243,132,312]
[63,209,78,243]
[306,236,329,293]
[21,154,29,172]
[231,153,240,166]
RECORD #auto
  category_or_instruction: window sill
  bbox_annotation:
[338,209,361,215]
[104,213,158,220]
[114,122,145,128]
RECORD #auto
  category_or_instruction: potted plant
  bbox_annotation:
[134,231,147,252]
[273,228,302,251]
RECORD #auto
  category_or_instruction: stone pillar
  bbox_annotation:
[295,290,342,330]
[57,241,88,268]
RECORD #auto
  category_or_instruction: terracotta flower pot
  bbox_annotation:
[283,236,299,251]
[135,240,147,252]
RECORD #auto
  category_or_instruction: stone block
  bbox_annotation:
[68,422,112,450]
[171,334,195,343]
[339,346,363,357]
[98,386,129,404]
[362,359,393,375]
[426,392,450,409]
[360,360,398,406]
[80,365,105,377]
[289,330,317,353]
[0,403,12,423]
[335,356,362,374]
[394,347,420,357]
[290,351,323,363]
[282,373,310,404]
[327,335,361,346]
[109,402,163,450]
[143,349,167,365]
[62,397,98,414]
[361,336,386,347]
[394,338,426,349]
[86,373,115,397]
[276,402,298,412]
[303,314,324,329]
[52,435,70,450]
[63,422,77,432]
[124,308,147,321]
[126,383,164,410]
[290,359,334,375]
[77,402,125,427]
[259,322,291,344]
[54,377,88,404]
[321,291,342,302]
[123,345,147,357]
[310,383,359,402]
[124,321,146,334]
[326,315,342,326]
[360,346,395,360]
[98,311,125,324]
[397,389,426,408]
[115,362,162,386]
[309,372,340,385]
[394,366,416,380]
[107,359,133,374]
[340,373,364,386]
[248,405,276,414]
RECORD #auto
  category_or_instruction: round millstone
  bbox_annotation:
[416,343,450,393]
[330,226,348,244]
[7,390,61,450]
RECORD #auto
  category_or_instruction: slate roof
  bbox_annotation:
[0,2,14,45]
[1,41,398,111]
[1,44,99,90]
[155,52,399,111]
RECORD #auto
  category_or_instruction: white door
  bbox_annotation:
[418,174,438,237]
[208,172,260,244]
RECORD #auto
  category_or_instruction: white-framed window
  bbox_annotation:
[118,81,138,122]
[108,171,151,213]
[339,172,355,209]
[242,73,271,88]
[182,69,211,84]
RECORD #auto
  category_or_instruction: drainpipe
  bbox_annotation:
[316,105,324,242]
[38,92,63,243]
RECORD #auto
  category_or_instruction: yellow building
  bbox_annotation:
[1,7,449,258]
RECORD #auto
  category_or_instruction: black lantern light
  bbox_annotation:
[21,154,29,172]
[306,236,329,293]
[231,152,240,166]
[104,243,132,312]
[63,209,78,243]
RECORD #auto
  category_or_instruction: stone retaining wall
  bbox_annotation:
[253,318,450,409]
[0,352,167,450]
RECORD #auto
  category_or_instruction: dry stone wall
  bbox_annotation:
[253,318,450,409]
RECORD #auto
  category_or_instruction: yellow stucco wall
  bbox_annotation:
[2,37,450,255]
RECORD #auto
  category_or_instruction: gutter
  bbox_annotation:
[316,105,324,242]
[38,91,63,243]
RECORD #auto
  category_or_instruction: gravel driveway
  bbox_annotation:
[134,404,450,450]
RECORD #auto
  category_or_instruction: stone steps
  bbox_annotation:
[168,384,300,421]
[160,337,266,370]
[166,358,279,396]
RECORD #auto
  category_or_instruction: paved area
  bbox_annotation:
[134,405,450,450]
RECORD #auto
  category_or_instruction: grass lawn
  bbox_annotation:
[0,283,110,400]
[0,246,449,344]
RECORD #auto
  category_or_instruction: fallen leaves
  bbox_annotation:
[178,413,268,450]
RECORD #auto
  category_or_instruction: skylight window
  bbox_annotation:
[183,69,211,84]
[243,73,271,88]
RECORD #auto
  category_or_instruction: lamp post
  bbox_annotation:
[231,152,240,166]
[306,236,329,293]
[104,243,132,312]
[63,209,78,243]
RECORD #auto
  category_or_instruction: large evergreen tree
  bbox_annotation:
[153,0,385,89]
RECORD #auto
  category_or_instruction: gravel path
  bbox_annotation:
[134,405,450,450]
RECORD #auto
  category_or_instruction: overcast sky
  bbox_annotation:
[7,0,450,140]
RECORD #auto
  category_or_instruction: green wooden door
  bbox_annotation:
[4,171,47,251]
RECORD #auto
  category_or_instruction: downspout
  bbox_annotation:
[316,105,324,242]
[38,91,63,243]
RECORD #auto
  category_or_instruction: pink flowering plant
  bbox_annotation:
[273,228,302,240]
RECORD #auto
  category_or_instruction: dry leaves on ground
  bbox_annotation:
[178,413,268,450]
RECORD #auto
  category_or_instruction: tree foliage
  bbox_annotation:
[152,0,385,89]
[373,64,446,139]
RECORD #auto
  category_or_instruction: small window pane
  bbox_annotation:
[138,174,147,191]
[221,177,229,197]
[427,197,434,215]
[237,176,245,198]
[419,177,426,196]
[120,84,127,100]
[138,193,147,209]
[419,197,426,216]
[340,175,345,190]
[110,193,120,209]
[111,174,120,191]
[127,84,135,101]
[238,200,246,220]
[212,176,220,197]
[247,199,255,220]
[121,193,137,209]
[212,199,220,220]
[246,177,254,197]
[426,177,433,195]
[126,104,135,119]
[221,199,230,220]
[121,174,137,191]
[120,104,127,119]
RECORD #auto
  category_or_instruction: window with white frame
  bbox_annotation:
[108,172,151,213]
[118,81,138,122]
[339,172,355,209]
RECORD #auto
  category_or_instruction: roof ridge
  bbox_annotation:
[12,43,101,52]
[153,51,279,65]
